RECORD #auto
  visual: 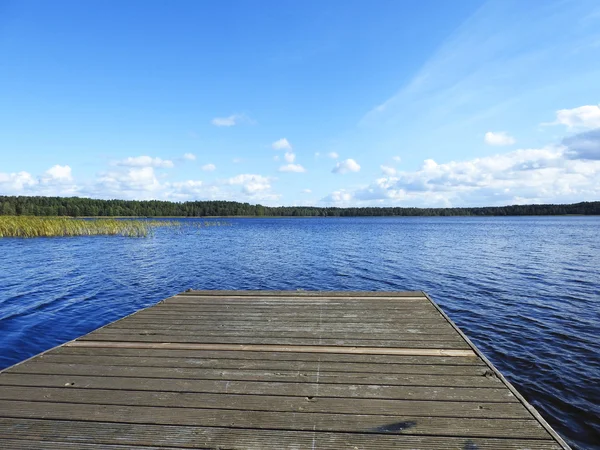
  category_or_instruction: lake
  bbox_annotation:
[0,216,598,449]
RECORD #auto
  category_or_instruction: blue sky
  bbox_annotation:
[1,0,599,206]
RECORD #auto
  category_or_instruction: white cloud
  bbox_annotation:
[485,131,516,146]
[552,104,600,130]
[272,138,292,151]
[0,171,37,193]
[0,165,78,196]
[232,157,243,164]
[115,156,174,168]
[279,164,306,173]
[302,188,312,193]
[322,189,353,203]
[95,167,162,199]
[45,165,73,181]
[332,158,361,174]
[328,152,339,159]
[1,161,283,203]
[284,152,296,163]
[343,144,600,206]
[392,156,402,163]
[380,165,397,176]
[183,153,196,161]
[210,114,254,127]
[226,174,272,194]
[202,163,216,172]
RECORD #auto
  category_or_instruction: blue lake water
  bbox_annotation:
[0,216,599,448]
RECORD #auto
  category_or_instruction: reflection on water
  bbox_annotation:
[0,216,598,449]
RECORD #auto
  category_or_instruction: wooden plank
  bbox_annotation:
[0,374,518,402]
[36,354,489,374]
[0,440,165,450]
[156,305,435,312]
[6,362,502,387]
[163,298,430,304]
[162,299,430,306]
[152,302,436,309]
[0,418,563,450]
[121,317,452,325]
[106,321,458,331]
[75,334,471,348]
[0,386,530,418]
[0,400,550,439]
[88,328,464,341]
[105,325,460,337]
[131,310,440,318]
[50,346,486,365]
[66,341,476,355]
[93,323,464,342]
[177,290,427,297]
[130,309,444,316]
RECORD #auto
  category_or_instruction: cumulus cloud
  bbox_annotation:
[0,171,37,193]
[328,152,339,159]
[0,160,283,203]
[322,189,353,203]
[226,174,272,194]
[344,144,600,206]
[332,158,361,174]
[45,165,73,181]
[392,156,402,162]
[380,165,397,176]
[485,131,516,146]
[0,165,78,196]
[272,138,292,151]
[279,164,306,173]
[95,167,162,199]
[552,104,600,130]
[115,156,174,168]
[210,114,254,127]
[302,188,312,193]
[183,153,196,161]
[202,163,216,172]
[284,152,295,163]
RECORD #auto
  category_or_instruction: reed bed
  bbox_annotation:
[0,216,177,238]
[0,217,231,238]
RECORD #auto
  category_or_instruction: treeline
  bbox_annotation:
[1,196,599,217]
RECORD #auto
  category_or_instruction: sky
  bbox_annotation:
[1,0,600,207]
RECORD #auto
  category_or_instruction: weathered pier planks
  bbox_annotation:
[0,290,570,449]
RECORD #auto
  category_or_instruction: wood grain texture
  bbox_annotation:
[0,386,530,418]
[0,419,563,450]
[0,290,568,449]
[66,341,476,355]
[0,400,551,439]
[6,362,502,387]
[35,354,489,374]
[0,374,517,402]
[49,346,486,365]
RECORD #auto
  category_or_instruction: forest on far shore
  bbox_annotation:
[0,196,599,217]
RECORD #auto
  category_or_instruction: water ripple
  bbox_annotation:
[0,217,599,448]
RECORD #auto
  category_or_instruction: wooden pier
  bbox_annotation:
[0,290,569,449]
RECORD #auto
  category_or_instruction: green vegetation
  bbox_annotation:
[0,216,181,238]
[0,196,599,217]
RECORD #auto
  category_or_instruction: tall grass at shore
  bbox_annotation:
[0,216,181,238]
